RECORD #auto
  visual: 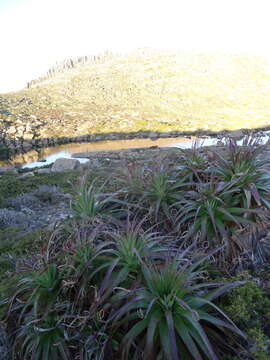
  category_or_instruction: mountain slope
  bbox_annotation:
[1,50,270,139]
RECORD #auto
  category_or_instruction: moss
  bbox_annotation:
[0,228,49,316]
[248,328,270,360]
[0,227,47,256]
[0,171,80,204]
[0,176,24,204]
[0,144,10,160]
[220,271,270,359]
[222,275,270,329]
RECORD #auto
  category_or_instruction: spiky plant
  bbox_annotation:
[106,218,166,276]
[114,165,148,203]
[11,264,62,318]
[110,257,245,360]
[115,166,186,219]
[71,240,116,307]
[142,170,186,220]
[71,181,121,221]
[214,136,270,210]
[177,179,258,245]
[176,142,210,183]
[16,314,70,360]
[7,265,68,359]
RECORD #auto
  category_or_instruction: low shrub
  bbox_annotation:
[0,209,29,230]
[32,185,60,203]
[220,272,270,359]
[0,143,10,160]
[5,193,39,210]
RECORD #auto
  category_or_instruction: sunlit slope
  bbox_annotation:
[2,51,270,138]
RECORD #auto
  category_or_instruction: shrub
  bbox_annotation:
[32,185,60,203]
[0,143,10,160]
[5,193,39,210]
[220,273,270,359]
[221,275,270,329]
[0,209,29,230]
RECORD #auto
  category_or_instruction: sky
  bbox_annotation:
[1,0,270,93]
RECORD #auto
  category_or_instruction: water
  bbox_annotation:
[1,133,269,169]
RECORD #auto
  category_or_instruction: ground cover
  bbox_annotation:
[0,138,270,359]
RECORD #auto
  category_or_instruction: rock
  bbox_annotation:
[51,158,80,172]
[228,130,244,140]
[72,152,91,159]
[149,132,158,139]
[19,172,35,178]
[36,168,51,174]
[0,167,18,175]
[81,159,100,169]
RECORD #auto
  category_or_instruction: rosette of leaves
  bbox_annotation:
[110,256,245,360]
[214,137,270,211]
[71,181,122,221]
[177,179,258,245]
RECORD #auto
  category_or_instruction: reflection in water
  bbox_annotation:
[1,134,268,169]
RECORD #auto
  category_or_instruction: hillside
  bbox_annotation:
[2,49,270,140]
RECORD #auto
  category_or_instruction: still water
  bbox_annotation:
[1,134,268,169]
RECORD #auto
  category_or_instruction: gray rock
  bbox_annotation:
[22,142,32,151]
[5,194,38,210]
[19,172,34,178]
[0,167,18,175]
[36,168,51,174]
[80,159,100,169]
[149,132,158,139]
[72,152,91,159]
[228,130,244,140]
[0,209,29,230]
[51,158,80,172]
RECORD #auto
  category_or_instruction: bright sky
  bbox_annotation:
[0,0,270,93]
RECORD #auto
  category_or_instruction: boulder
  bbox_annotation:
[36,168,51,174]
[19,172,35,178]
[0,167,18,175]
[51,158,80,172]
[227,130,244,140]
[80,159,100,169]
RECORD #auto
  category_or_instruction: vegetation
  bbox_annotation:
[1,137,270,359]
[0,144,10,160]
[0,171,79,206]
[2,50,270,140]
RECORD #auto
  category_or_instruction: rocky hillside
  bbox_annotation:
[1,49,270,142]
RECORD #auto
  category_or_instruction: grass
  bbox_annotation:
[1,50,270,140]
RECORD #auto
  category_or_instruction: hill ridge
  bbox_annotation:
[1,50,270,148]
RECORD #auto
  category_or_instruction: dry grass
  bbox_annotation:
[1,50,270,138]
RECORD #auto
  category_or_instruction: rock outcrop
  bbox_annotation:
[51,158,80,172]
